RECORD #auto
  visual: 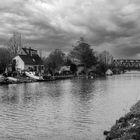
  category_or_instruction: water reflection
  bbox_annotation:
[73,79,94,102]
[0,74,140,139]
[0,85,19,104]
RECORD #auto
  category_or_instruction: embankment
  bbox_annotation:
[104,100,140,140]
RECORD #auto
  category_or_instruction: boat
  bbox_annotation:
[7,77,18,82]
[0,76,19,85]
[25,72,43,80]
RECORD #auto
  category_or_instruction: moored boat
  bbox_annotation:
[7,77,18,82]
[25,71,43,80]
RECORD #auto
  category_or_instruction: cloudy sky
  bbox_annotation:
[0,0,140,58]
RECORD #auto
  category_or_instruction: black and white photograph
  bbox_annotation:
[0,0,140,140]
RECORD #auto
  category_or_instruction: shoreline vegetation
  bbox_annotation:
[104,100,140,140]
[0,34,121,85]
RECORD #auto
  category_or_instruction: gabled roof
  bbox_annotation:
[19,55,35,65]
[22,47,37,55]
[19,55,43,65]
[22,48,28,55]
[32,55,43,65]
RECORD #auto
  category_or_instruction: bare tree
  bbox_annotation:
[98,51,114,66]
[7,32,22,60]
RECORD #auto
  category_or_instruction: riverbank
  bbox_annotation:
[0,75,75,85]
[104,100,140,140]
[0,74,103,85]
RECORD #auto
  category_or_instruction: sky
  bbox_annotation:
[0,0,140,58]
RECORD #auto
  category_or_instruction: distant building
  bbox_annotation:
[13,47,44,73]
[71,58,82,66]
[59,66,71,74]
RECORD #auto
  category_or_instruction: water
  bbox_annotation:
[0,72,140,140]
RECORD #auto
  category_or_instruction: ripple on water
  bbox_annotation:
[0,74,140,139]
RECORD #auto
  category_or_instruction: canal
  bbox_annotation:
[0,72,140,140]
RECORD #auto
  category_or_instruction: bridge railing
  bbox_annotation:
[113,59,140,69]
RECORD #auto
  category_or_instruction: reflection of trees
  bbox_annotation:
[70,79,95,131]
[0,84,32,104]
[0,84,40,105]
[47,82,63,100]
[0,83,43,105]
[0,85,18,104]
[1,93,17,104]
[74,79,94,102]
[0,82,64,106]
[22,84,33,103]
[23,83,43,104]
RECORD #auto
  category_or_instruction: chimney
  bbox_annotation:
[29,47,31,56]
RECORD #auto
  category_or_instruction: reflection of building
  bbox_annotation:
[13,47,44,73]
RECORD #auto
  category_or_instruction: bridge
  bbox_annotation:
[113,59,140,70]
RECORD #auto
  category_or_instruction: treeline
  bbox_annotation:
[0,34,114,75]
[43,38,114,76]
[0,48,10,73]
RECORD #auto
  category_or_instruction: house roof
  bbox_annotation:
[19,55,43,65]
[32,55,43,65]
[22,48,28,55]
[22,47,37,55]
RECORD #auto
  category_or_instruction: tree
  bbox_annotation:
[7,32,22,60]
[97,51,114,74]
[44,49,65,74]
[0,48,10,73]
[64,57,77,74]
[70,63,77,74]
[69,38,97,68]
[98,51,113,67]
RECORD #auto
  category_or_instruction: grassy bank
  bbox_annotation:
[104,101,140,140]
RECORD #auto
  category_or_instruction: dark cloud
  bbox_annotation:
[113,45,140,59]
[0,0,140,58]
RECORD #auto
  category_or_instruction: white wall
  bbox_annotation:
[13,56,25,71]
[25,65,34,71]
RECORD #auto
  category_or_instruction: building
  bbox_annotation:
[58,66,71,74]
[13,47,44,73]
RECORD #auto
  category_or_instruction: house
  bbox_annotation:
[105,69,113,76]
[58,66,71,74]
[13,47,44,73]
